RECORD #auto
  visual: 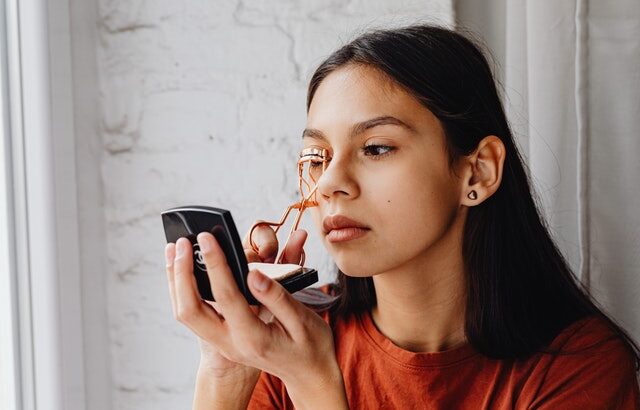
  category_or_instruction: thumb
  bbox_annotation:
[248,269,304,336]
[281,229,307,265]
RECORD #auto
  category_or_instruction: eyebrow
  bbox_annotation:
[301,115,415,141]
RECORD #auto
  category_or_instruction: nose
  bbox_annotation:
[316,154,360,202]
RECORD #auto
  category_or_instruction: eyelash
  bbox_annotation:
[308,144,395,167]
[363,144,395,159]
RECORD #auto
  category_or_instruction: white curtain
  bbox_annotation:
[503,0,640,340]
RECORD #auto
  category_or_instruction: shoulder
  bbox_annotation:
[526,315,640,409]
[546,314,637,364]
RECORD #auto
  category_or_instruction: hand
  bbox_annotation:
[166,242,261,383]
[242,223,307,265]
[165,232,341,392]
[166,224,307,376]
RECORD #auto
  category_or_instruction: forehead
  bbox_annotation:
[307,64,437,132]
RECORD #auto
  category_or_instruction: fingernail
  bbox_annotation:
[251,270,270,292]
[165,244,175,266]
[176,238,187,257]
[198,232,212,253]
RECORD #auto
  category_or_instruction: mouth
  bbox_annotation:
[322,214,370,243]
[325,227,370,243]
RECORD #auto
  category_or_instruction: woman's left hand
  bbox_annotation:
[169,232,348,408]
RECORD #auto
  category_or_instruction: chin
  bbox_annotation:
[332,256,378,278]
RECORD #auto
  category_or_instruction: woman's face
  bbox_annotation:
[305,64,465,277]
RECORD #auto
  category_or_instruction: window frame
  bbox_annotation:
[0,0,87,408]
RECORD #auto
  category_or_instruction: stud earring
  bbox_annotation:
[467,190,478,200]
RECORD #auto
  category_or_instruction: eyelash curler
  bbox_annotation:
[248,147,330,266]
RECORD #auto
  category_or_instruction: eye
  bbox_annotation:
[363,144,395,159]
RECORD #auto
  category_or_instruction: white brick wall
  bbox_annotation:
[97,1,452,408]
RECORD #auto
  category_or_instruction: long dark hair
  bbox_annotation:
[303,24,640,366]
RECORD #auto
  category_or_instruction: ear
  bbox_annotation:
[459,135,505,206]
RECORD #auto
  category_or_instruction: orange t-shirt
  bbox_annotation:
[248,308,640,409]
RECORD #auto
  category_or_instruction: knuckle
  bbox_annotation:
[173,255,189,273]
[212,287,235,303]
[271,287,288,306]
[176,304,199,324]
[204,258,229,277]
[255,228,277,250]
[244,249,261,263]
[202,253,224,270]
[258,243,278,260]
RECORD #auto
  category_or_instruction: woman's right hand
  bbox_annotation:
[242,224,307,265]
[164,224,308,381]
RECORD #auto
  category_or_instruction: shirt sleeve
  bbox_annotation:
[529,332,640,409]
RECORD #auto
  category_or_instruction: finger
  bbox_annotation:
[281,229,308,265]
[203,300,226,322]
[173,237,223,336]
[204,300,221,313]
[244,248,262,263]
[256,305,275,324]
[197,232,263,331]
[247,269,305,337]
[165,243,177,316]
[244,224,278,263]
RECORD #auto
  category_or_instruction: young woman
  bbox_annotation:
[164,25,640,409]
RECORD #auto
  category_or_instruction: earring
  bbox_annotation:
[467,190,478,200]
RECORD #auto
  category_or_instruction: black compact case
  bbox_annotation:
[161,205,318,305]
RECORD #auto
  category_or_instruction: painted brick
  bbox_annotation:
[98,1,453,408]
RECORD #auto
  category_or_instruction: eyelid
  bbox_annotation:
[302,138,397,156]
[364,141,393,147]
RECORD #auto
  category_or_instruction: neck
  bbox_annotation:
[370,209,467,353]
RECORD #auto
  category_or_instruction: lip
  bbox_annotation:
[322,214,370,243]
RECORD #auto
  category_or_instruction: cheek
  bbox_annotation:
[337,168,459,276]
[386,189,457,246]
[381,180,456,249]
[386,162,460,236]
[367,161,449,220]
[307,153,461,276]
